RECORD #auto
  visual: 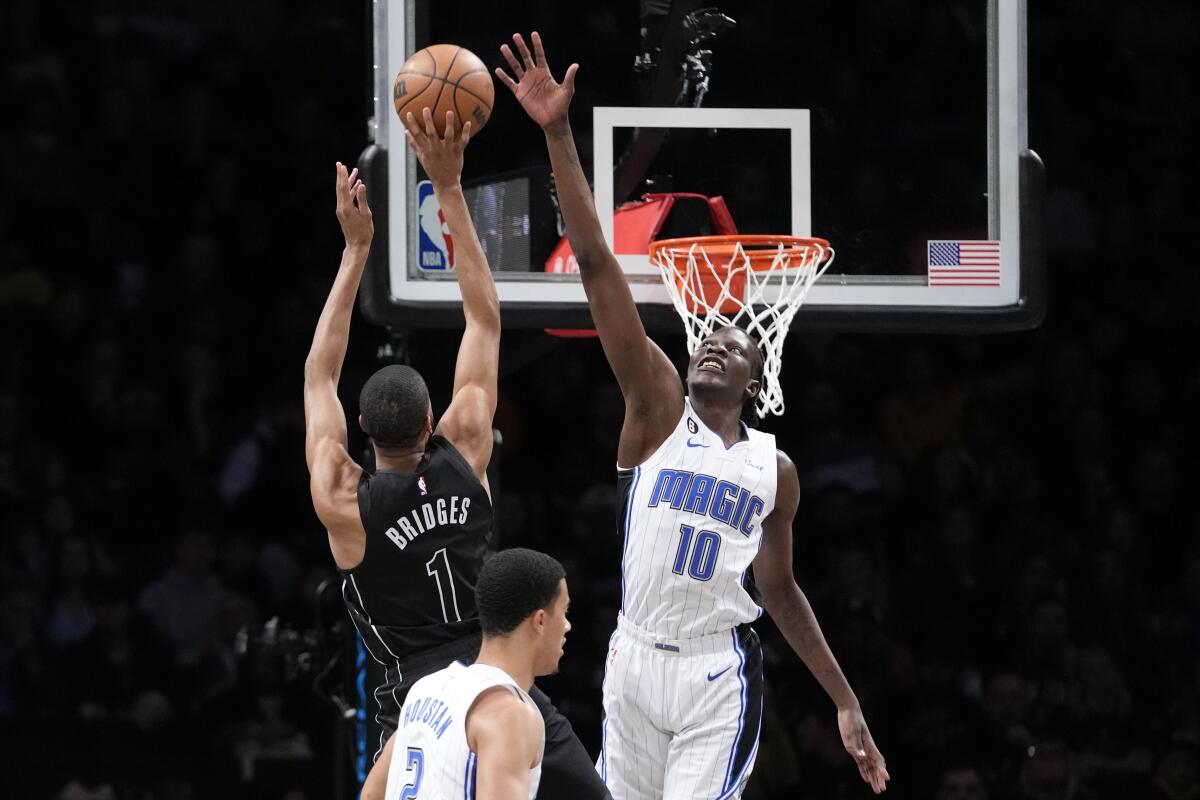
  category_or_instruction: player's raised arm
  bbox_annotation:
[753,451,890,795]
[404,109,501,485]
[497,32,682,464]
[303,164,369,556]
[467,687,544,800]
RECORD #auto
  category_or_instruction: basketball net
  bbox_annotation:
[650,236,834,418]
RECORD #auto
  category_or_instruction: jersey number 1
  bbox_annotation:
[426,547,463,623]
[673,524,720,581]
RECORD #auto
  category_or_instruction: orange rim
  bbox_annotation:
[649,234,832,271]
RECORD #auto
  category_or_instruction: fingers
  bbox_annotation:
[500,43,523,79]
[421,106,438,139]
[563,62,580,91]
[861,743,888,793]
[405,112,428,149]
[460,120,472,147]
[334,161,350,212]
[494,66,518,93]
[513,33,535,71]
[356,181,371,214]
[335,160,347,191]
[531,30,548,69]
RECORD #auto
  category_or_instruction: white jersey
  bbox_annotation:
[618,398,778,639]
[385,662,543,800]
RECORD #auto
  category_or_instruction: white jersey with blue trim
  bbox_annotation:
[384,661,542,800]
[617,397,778,639]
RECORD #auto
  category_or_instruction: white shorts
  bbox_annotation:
[598,615,764,800]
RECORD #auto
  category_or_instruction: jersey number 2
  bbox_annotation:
[425,547,463,623]
[673,524,720,581]
[399,747,424,800]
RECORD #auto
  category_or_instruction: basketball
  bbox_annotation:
[393,44,494,137]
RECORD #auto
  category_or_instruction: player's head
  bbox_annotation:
[358,365,433,450]
[476,548,570,676]
[685,325,765,427]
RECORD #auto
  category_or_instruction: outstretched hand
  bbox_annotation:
[838,706,890,794]
[335,161,373,250]
[404,107,471,189]
[495,31,578,132]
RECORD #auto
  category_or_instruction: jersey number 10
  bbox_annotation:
[672,524,721,581]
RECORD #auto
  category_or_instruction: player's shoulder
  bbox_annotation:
[774,448,800,492]
[466,684,541,743]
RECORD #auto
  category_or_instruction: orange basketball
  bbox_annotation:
[393,44,494,138]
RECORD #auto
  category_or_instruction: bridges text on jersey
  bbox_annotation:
[384,497,472,551]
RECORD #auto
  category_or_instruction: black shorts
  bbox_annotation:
[369,636,611,800]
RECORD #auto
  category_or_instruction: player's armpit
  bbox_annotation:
[435,383,496,484]
[303,372,350,472]
[467,688,543,800]
[308,437,366,569]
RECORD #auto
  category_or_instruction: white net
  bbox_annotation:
[651,236,835,417]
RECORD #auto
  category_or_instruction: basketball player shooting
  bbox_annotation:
[497,33,890,797]
[304,110,608,799]
[363,548,572,800]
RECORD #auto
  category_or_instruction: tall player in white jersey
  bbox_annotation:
[363,548,572,800]
[498,33,891,799]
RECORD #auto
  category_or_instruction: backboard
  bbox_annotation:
[359,0,1042,333]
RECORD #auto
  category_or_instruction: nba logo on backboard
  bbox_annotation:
[416,180,454,271]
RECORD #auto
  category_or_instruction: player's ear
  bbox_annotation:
[531,608,547,632]
[745,378,761,401]
[358,414,368,433]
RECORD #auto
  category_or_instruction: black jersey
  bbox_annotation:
[341,435,492,671]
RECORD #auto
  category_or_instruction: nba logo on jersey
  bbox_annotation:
[418,476,429,496]
[416,180,455,270]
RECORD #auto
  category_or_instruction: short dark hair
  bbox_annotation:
[476,548,565,636]
[359,365,430,446]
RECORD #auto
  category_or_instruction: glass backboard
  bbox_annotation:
[359,0,1043,332]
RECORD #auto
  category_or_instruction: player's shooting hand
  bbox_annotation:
[404,107,470,190]
[335,161,373,250]
[837,706,890,794]
[495,31,578,133]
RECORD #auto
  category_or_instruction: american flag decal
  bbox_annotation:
[927,240,1001,286]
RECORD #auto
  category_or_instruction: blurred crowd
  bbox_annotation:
[1,1,1197,799]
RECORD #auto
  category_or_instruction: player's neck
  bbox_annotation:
[689,394,746,446]
[475,639,535,691]
[373,441,427,472]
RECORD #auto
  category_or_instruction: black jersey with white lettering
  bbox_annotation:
[341,435,492,668]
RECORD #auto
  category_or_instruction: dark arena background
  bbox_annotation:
[2,1,1199,799]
